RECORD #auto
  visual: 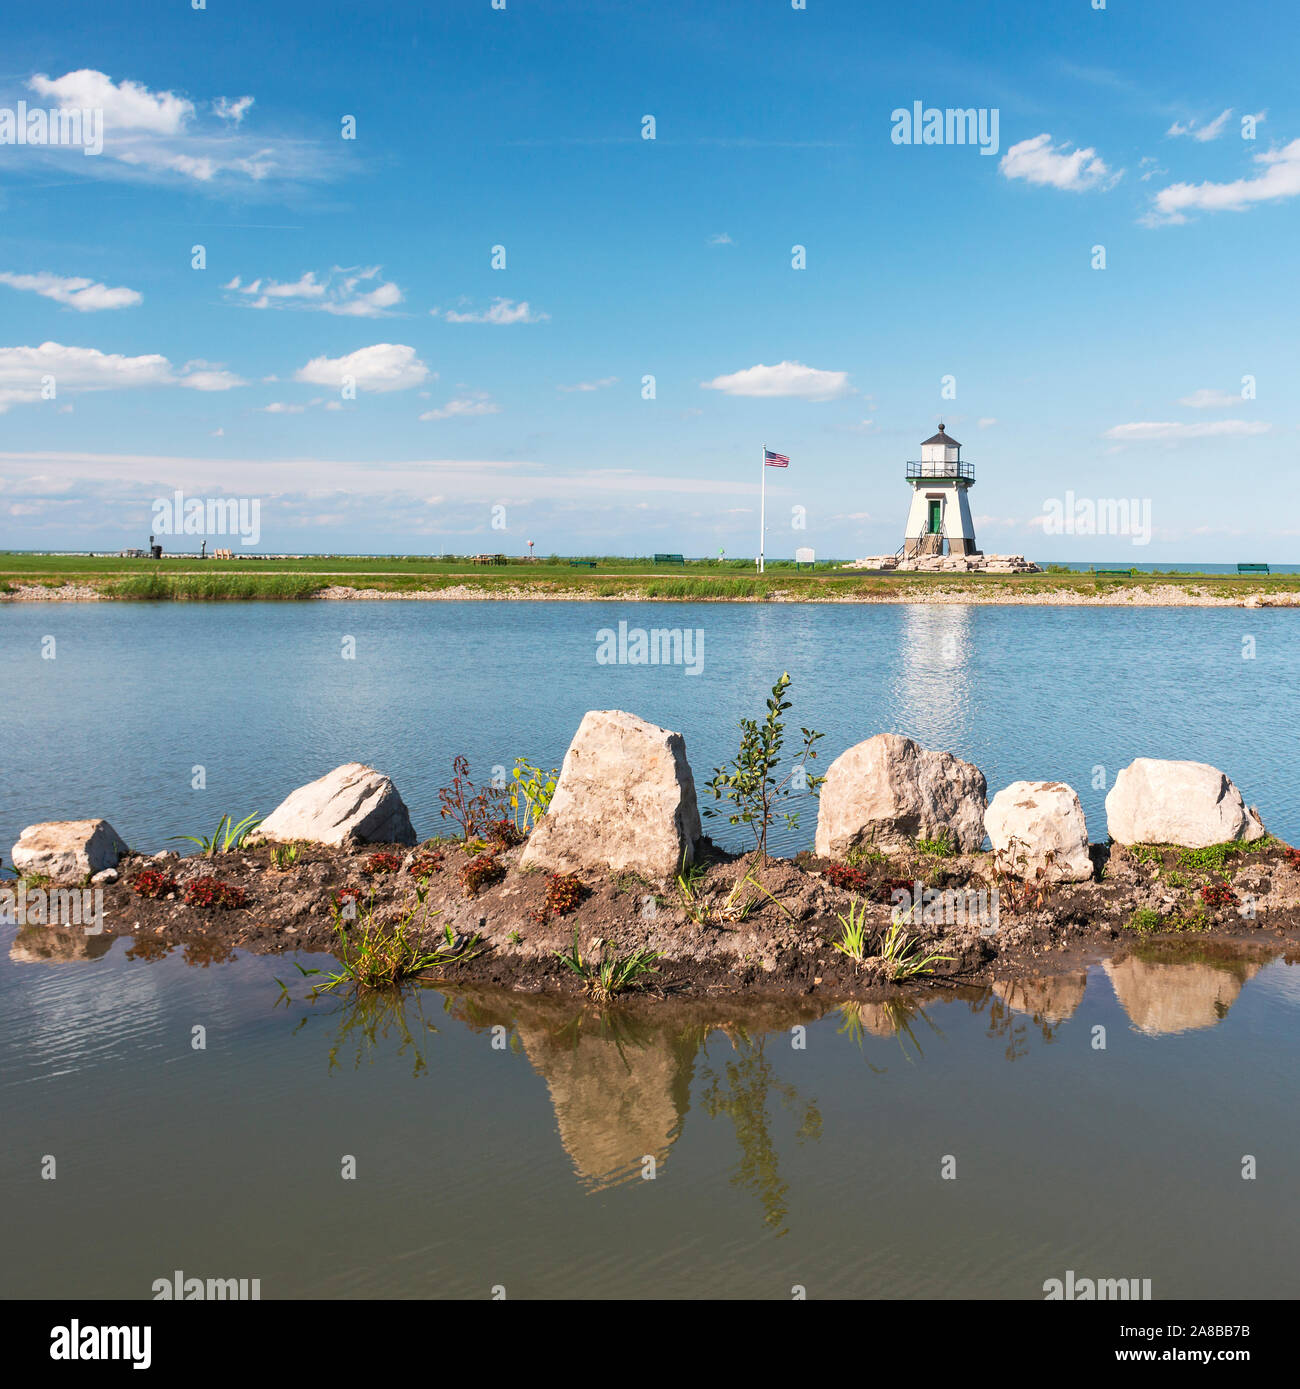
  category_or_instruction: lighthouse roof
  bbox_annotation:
[921,424,961,448]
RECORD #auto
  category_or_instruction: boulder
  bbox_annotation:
[1105,758,1265,848]
[251,762,416,847]
[814,733,987,857]
[519,710,700,880]
[985,780,1093,882]
[10,819,128,884]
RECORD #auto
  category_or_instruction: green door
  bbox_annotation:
[927,499,942,534]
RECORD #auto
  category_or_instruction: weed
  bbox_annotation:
[269,843,301,871]
[362,851,402,876]
[844,843,888,869]
[172,812,262,857]
[1178,842,1244,875]
[553,930,661,1000]
[916,832,957,858]
[876,920,953,981]
[1125,907,1165,933]
[407,850,444,880]
[508,759,559,835]
[531,871,584,924]
[1200,879,1236,908]
[831,898,872,964]
[824,861,871,893]
[437,756,506,840]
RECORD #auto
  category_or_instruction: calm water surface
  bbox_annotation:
[2,600,1298,1299]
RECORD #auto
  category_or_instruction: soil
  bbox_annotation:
[42,834,1300,1003]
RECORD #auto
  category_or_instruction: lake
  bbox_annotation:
[2,599,1298,1300]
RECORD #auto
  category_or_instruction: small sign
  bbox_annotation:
[795,547,815,564]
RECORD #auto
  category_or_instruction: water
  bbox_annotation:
[2,931,1298,1299]
[1,601,1297,859]
[2,599,1299,1300]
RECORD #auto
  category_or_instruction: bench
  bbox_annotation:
[568,560,597,568]
[1237,563,1270,574]
[653,553,685,565]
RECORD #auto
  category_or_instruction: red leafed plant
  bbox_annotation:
[532,872,584,924]
[824,861,871,893]
[438,757,505,841]
[407,850,445,879]
[362,851,402,876]
[1284,846,1300,870]
[484,818,526,850]
[460,853,504,898]
[1200,879,1236,908]
[332,885,363,911]
[184,877,249,910]
[131,868,179,899]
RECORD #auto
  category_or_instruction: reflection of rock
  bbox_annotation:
[9,925,114,964]
[992,973,1088,1023]
[514,1019,697,1189]
[1104,954,1263,1035]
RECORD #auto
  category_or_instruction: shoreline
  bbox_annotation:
[3,580,1299,608]
[16,836,1298,1003]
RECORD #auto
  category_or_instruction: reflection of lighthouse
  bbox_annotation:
[903,425,979,558]
[887,605,975,750]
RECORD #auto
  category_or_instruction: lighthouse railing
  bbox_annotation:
[906,460,975,481]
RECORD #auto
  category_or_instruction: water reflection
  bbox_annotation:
[886,604,976,750]
[9,924,114,964]
[1104,946,1266,1035]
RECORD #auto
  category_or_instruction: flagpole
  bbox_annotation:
[759,443,766,574]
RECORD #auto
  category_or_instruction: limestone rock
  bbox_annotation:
[1105,758,1264,848]
[985,780,1093,882]
[519,710,700,880]
[251,762,416,847]
[814,733,987,856]
[10,819,128,885]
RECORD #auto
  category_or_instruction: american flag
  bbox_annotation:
[764,448,789,468]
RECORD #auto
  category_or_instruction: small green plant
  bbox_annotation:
[509,759,559,834]
[507,929,523,945]
[553,931,661,1000]
[268,843,301,871]
[915,832,957,858]
[876,920,953,981]
[318,912,441,993]
[844,843,888,869]
[831,898,872,964]
[1125,907,1165,933]
[172,812,262,857]
[704,672,825,862]
[1179,842,1244,875]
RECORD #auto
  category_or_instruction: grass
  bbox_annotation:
[831,898,872,964]
[6,551,1296,605]
[876,920,954,981]
[1125,905,1209,934]
[553,931,661,1001]
[269,843,302,871]
[915,832,958,858]
[318,896,482,993]
[171,812,262,856]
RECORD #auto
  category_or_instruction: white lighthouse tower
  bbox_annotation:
[902,424,979,559]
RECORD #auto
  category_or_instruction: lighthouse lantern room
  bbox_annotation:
[902,424,979,558]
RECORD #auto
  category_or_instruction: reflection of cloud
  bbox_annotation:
[1104,953,1263,1035]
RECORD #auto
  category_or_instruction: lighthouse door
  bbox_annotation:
[927,499,942,534]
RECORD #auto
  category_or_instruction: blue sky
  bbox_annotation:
[0,0,1296,561]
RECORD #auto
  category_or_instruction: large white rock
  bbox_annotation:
[519,710,700,879]
[10,819,128,885]
[1105,758,1265,848]
[985,781,1093,883]
[251,763,416,847]
[814,733,987,857]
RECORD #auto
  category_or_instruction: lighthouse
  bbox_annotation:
[902,424,979,558]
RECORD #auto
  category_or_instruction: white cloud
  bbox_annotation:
[558,377,618,392]
[224,266,403,317]
[708,233,733,245]
[29,69,191,133]
[1178,388,1249,409]
[1103,419,1269,441]
[261,402,306,414]
[702,360,853,401]
[999,133,1117,191]
[0,341,244,411]
[1146,138,1300,224]
[439,298,548,324]
[294,343,430,393]
[419,393,500,421]
[213,95,254,125]
[978,417,998,428]
[1168,109,1233,142]
[0,271,141,312]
